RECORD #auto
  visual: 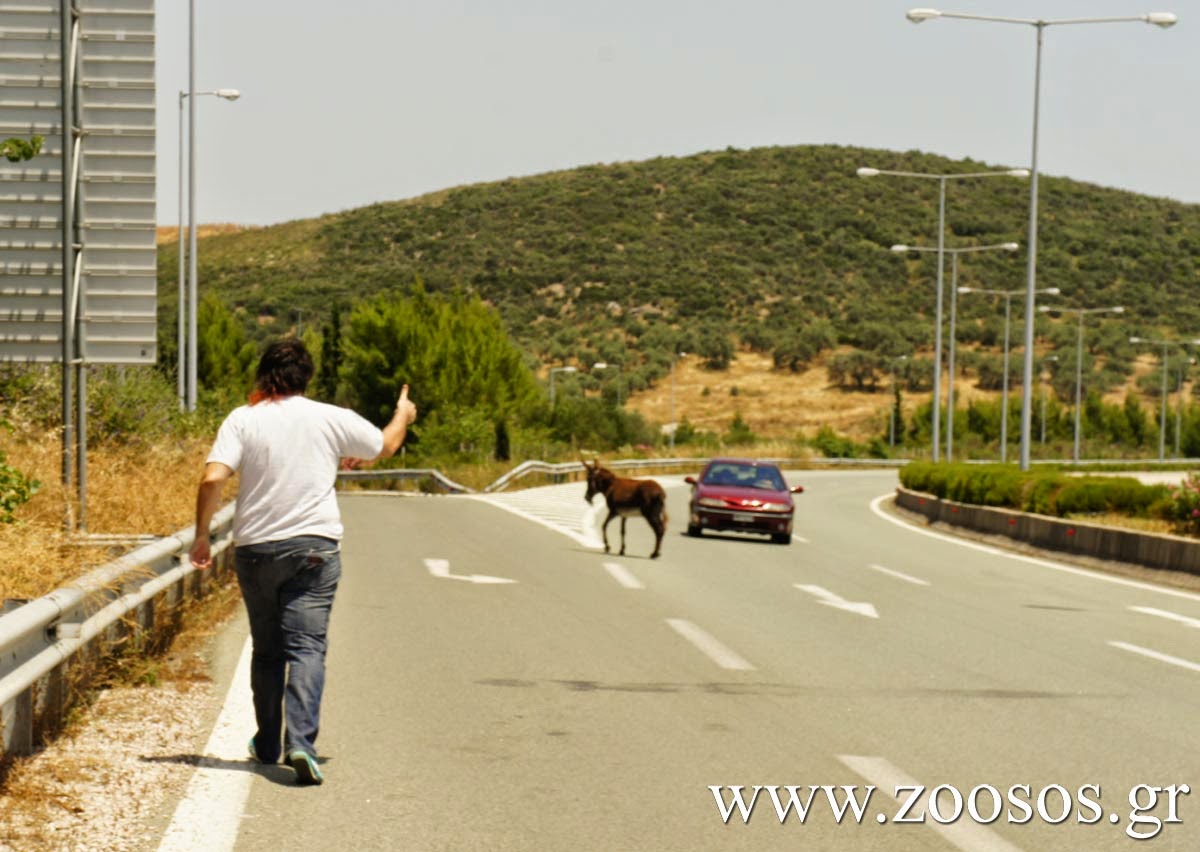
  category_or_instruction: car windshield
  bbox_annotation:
[701,463,786,491]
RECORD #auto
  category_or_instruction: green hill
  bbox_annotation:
[161,144,1200,398]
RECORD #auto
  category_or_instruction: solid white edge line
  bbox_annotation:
[1108,640,1200,673]
[867,563,931,586]
[869,494,1200,604]
[1128,605,1200,630]
[838,755,1024,852]
[665,618,755,671]
[158,636,256,852]
[604,562,644,589]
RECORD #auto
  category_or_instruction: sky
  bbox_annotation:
[154,1,1199,228]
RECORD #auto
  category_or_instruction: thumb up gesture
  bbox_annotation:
[395,383,417,425]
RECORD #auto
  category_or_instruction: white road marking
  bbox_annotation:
[665,618,755,671]
[158,637,255,852]
[870,494,1200,603]
[1129,605,1200,630]
[794,584,879,619]
[868,563,930,586]
[468,488,602,549]
[838,755,1024,852]
[604,562,644,589]
[424,558,517,585]
[1108,641,1200,673]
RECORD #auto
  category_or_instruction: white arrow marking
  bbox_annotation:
[1129,605,1200,630]
[604,562,644,589]
[868,563,930,586]
[1109,641,1200,673]
[423,558,517,585]
[794,584,879,619]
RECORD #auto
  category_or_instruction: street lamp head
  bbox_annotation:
[857,167,880,178]
[1130,336,1143,344]
[957,287,973,294]
[1006,169,1031,178]
[890,244,910,253]
[1145,12,1178,28]
[1112,306,1126,314]
[907,8,941,23]
[1001,242,1020,251]
[214,88,241,100]
[1043,287,1061,295]
[1038,306,1055,314]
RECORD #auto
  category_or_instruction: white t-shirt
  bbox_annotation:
[207,395,384,545]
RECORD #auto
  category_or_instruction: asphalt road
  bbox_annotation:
[169,470,1199,851]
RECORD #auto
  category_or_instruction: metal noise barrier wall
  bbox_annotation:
[895,487,1200,576]
[0,505,236,757]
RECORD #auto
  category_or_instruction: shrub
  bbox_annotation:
[1165,473,1200,532]
[0,421,40,523]
[812,425,858,458]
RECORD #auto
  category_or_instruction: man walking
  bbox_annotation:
[188,339,416,785]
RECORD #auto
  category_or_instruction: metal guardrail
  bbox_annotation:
[0,505,236,757]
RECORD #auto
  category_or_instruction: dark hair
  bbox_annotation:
[252,339,314,402]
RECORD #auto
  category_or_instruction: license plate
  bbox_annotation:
[732,513,755,523]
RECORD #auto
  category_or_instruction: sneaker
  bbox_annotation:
[248,737,261,763]
[288,749,324,786]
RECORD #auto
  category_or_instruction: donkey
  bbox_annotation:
[582,459,668,559]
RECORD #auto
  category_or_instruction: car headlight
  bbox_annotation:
[758,502,791,513]
[697,497,727,508]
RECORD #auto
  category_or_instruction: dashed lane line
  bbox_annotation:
[867,563,930,586]
[604,562,644,589]
[1108,641,1200,673]
[665,618,755,671]
[838,755,1024,852]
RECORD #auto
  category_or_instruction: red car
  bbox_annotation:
[685,458,803,544]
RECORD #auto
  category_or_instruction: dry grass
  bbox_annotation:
[154,223,253,244]
[0,432,211,600]
[625,350,923,442]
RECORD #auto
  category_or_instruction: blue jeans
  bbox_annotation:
[235,535,341,763]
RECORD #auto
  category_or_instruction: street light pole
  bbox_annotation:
[549,366,577,406]
[959,282,1058,462]
[1178,360,1192,457]
[1040,355,1058,445]
[906,7,1178,471]
[1040,305,1125,463]
[889,355,908,447]
[669,352,686,452]
[1129,336,1200,460]
[892,241,1021,460]
[861,166,1027,462]
[178,87,239,411]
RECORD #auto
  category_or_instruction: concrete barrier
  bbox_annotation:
[895,487,1200,576]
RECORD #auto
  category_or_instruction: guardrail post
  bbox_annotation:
[1,599,34,757]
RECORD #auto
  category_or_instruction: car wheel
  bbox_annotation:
[770,533,791,545]
[687,524,702,537]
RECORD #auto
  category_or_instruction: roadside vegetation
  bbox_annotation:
[900,462,1200,534]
